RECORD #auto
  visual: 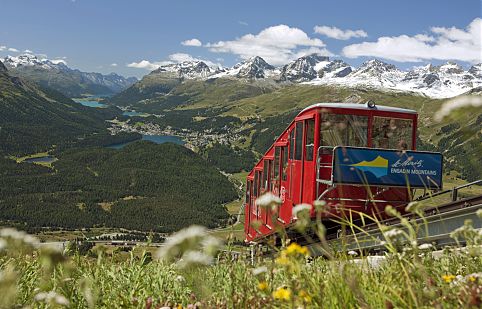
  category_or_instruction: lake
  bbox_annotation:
[24,156,57,164]
[107,135,185,149]
[73,98,107,108]
[122,110,150,117]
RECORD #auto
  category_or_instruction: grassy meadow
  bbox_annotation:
[1,201,481,309]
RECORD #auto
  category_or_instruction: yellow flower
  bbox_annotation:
[298,290,312,303]
[275,253,290,265]
[258,281,268,291]
[442,274,456,283]
[273,287,291,301]
[468,276,476,282]
[285,243,309,257]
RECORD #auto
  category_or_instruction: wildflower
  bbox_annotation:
[434,95,482,122]
[477,208,482,219]
[442,274,456,283]
[383,228,403,241]
[273,286,291,301]
[298,290,312,303]
[384,205,400,217]
[256,193,282,209]
[275,254,290,266]
[258,281,268,291]
[0,239,6,251]
[405,201,425,214]
[177,251,213,269]
[285,243,309,257]
[252,266,268,276]
[467,272,481,283]
[348,250,358,256]
[292,203,312,218]
[34,291,70,307]
[313,200,328,212]
[418,243,433,250]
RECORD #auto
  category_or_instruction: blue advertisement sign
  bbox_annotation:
[332,147,443,189]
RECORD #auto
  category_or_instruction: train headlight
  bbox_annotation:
[367,100,376,108]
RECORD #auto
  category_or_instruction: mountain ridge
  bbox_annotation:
[124,54,481,99]
[2,54,138,97]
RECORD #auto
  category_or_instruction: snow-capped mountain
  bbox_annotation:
[301,57,482,98]
[2,54,138,97]
[280,54,330,82]
[151,60,222,79]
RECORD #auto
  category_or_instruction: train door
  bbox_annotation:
[302,118,316,203]
[245,179,253,236]
[291,121,304,206]
[279,146,289,223]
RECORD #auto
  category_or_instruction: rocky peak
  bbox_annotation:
[468,63,482,77]
[280,54,330,82]
[354,59,398,75]
[236,56,275,79]
[0,60,7,73]
[437,61,464,74]
[318,59,352,78]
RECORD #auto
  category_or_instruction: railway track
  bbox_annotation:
[250,181,482,258]
[313,194,482,255]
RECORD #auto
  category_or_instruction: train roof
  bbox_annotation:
[299,102,417,115]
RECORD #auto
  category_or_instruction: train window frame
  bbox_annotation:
[305,119,315,161]
[372,116,413,150]
[319,113,368,148]
[289,129,295,160]
[282,146,288,181]
[263,160,272,190]
[295,122,303,160]
[272,147,281,194]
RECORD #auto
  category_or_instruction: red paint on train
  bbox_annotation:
[244,103,419,242]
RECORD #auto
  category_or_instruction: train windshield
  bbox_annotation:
[372,117,413,150]
[320,113,368,147]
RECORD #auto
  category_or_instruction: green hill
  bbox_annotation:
[0,142,236,232]
[0,61,138,155]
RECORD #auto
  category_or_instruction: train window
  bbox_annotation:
[295,122,303,160]
[263,160,271,190]
[305,119,315,161]
[282,147,288,181]
[372,117,413,150]
[273,147,281,194]
[289,130,295,160]
[253,171,259,197]
[246,180,251,204]
[320,114,368,147]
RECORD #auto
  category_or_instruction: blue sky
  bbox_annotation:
[0,0,480,78]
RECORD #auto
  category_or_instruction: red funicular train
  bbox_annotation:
[244,102,443,243]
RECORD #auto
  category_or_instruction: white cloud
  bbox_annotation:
[181,38,202,47]
[127,53,220,70]
[24,49,33,53]
[0,46,7,51]
[111,63,118,67]
[127,60,170,70]
[206,24,331,65]
[314,25,367,40]
[50,59,67,65]
[238,21,248,26]
[8,48,19,52]
[342,18,482,63]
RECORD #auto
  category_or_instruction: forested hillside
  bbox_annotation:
[0,61,137,155]
[0,142,236,232]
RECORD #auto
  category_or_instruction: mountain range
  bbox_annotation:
[2,54,138,97]
[123,54,481,99]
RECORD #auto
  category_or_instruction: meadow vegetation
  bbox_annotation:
[1,197,481,308]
